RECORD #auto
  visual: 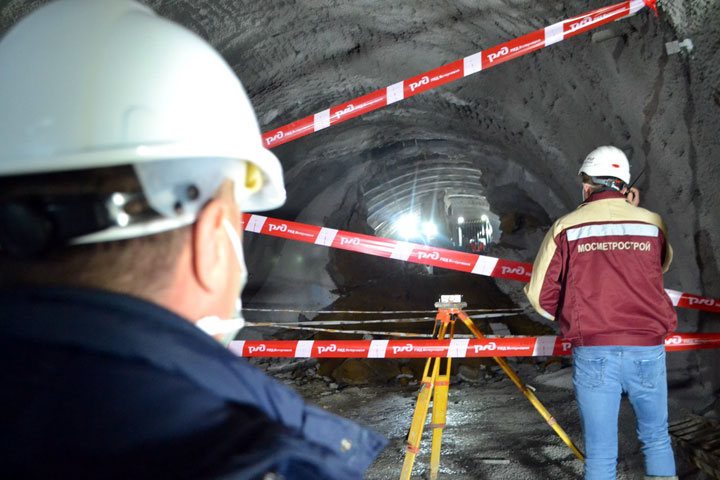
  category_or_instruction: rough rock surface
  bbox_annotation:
[257,357,712,479]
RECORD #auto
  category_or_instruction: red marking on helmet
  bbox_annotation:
[612,164,620,168]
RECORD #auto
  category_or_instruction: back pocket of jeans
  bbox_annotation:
[633,352,664,389]
[573,355,605,388]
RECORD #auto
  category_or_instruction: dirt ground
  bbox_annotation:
[253,357,711,479]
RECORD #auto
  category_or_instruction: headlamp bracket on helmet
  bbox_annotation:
[0,191,159,257]
[586,175,627,193]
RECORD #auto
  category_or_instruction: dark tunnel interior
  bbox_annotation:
[1,1,718,478]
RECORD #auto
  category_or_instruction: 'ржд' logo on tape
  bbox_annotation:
[487,46,509,63]
[688,297,720,307]
[417,251,440,261]
[340,237,360,246]
[335,104,355,118]
[408,76,430,92]
[568,16,592,33]
[265,131,284,146]
[665,335,683,345]
[392,344,414,354]
[268,224,288,233]
[473,342,497,353]
[317,344,337,354]
[568,11,615,33]
[501,265,529,276]
[248,345,266,354]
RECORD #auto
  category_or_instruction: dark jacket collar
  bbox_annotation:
[0,286,275,409]
[0,286,388,473]
[584,189,626,204]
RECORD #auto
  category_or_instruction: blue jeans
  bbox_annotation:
[572,345,676,479]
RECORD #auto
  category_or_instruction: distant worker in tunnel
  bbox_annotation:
[524,146,677,480]
[470,237,485,253]
[0,1,384,479]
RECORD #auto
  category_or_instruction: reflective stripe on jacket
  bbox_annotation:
[524,190,677,346]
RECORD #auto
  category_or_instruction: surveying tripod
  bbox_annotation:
[399,295,583,480]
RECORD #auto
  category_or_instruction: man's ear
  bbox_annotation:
[191,199,230,293]
[581,183,592,200]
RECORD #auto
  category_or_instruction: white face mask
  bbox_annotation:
[195,219,248,347]
[221,218,248,295]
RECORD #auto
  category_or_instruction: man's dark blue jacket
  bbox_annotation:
[0,287,386,479]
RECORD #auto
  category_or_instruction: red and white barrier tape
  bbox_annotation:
[243,213,720,314]
[261,0,656,149]
[231,333,720,358]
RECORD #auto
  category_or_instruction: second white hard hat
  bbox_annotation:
[578,146,631,184]
[0,0,285,241]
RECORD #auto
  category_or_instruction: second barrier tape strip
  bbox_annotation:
[242,213,720,314]
[261,0,653,149]
[230,333,720,358]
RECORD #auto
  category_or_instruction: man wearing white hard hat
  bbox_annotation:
[524,146,677,479]
[0,1,385,478]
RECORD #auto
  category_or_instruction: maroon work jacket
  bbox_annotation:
[525,190,677,346]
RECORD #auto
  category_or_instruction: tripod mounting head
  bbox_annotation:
[434,294,467,310]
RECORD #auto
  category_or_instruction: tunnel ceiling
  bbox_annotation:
[1,0,718,314]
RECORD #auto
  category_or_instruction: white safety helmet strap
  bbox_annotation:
[67,158,243,245]
[68,152,286,245]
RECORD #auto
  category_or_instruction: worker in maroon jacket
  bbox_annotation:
[525,146,677,480]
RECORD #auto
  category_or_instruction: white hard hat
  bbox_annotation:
[0,0,285,243]
[578,146,631,184]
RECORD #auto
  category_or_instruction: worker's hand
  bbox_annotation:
[626,187,640,207]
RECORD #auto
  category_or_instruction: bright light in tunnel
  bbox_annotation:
[421,221,437,238]
[457,216,464,224]
[395,214,418,239]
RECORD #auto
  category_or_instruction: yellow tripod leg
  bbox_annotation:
[457,311,584,461]
[400,356,441,480]
[429,316,454,480]
[400,320,450,480]
[429,357,451,480]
